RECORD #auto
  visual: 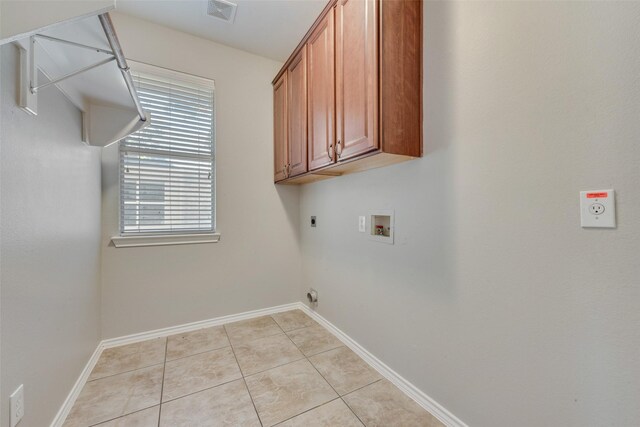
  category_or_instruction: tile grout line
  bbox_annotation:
[154,321,307,413]
[88,343,234,385]
[86,361,165,383]
[241,377,264,427]
[84,340,169,426]
[279,317,345,358]
[73,310,389,427]
[229,330,284,348]
[229,332,305,376]
[271,397,344,426]
[242,356,307,378]
[301,306,455,426]
[86,405,160,427]
[86,338,168,427]
[281,323,320,334]
[280,319,350,424]
[158,326,248,406]
[134,314,356,422]
[341,377,384,398]
[165,343,231,363]
[158,322,244,405]
[270,314,288,335]
[280,315,371,427]
[98,303,302,349]
[306,354,364,425]
[225,323,265,427]
[159,377,244,406]
[268,311,373,425]
[340,378,385,427]
[259,312,344,426]
[297,341,346,358]
[157,337,169,427]
[229,315,310,378]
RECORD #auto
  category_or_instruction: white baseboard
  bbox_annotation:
[298,304,468,427]
[101,302,301,349]
[50,343,104,427]
[50,302,299,427]
[51,301,466,427]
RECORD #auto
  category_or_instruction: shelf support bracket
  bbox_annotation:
[19,33,117,114]
[18,12,147,127]
[19,36,38,115]
[33,34,114,56]
[31,56,116,93]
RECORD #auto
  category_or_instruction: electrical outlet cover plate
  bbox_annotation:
[358,216,366,232]
[580,189,616,228]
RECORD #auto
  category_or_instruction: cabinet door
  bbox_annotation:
[308,10,336,171]
[287,46,308,178]
[335,0,378,161]
[273,73,288,182]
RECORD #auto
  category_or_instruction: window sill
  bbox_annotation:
[111,233,221,248]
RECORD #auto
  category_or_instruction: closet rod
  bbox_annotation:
[98,13,147,122]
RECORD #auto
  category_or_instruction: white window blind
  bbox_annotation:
[120,70,215,235]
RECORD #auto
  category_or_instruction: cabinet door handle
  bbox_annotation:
[336,139,342,157]
[328,143,334,160]
[283,166,287,178]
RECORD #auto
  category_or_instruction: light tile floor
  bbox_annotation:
[64,310,444,427]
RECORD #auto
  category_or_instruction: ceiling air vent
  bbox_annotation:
[207,0,238,23]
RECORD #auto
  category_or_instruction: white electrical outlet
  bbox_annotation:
[10,384,24,427]
[580,189,616,228]
[358,216,366,232]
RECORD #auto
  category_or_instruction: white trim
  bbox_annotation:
[51,302,299,426]
[110,232,221,248]
[50,343,103,427]
[128,60,215,90]
[100,303,300,348]
[298,304,469,427]
[51,302,466,427]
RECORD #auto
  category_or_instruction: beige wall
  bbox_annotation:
[100,13,301,338]
[0,7,4,427]
[1,44,102,427]
[300,2,640,426]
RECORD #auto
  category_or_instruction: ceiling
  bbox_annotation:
[115,0,327,62]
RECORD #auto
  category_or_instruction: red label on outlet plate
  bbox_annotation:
[587,192,608,198]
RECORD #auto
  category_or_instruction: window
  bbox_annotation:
[119,67,215,237]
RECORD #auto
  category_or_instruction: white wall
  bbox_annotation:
[0,7,3,426]
[100,13,301,338]
[300,2,640,426]
[1,44,102,427]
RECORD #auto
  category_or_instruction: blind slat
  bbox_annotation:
[120,69,215,235]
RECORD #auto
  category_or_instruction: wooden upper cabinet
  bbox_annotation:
[335,0,378,161]
[307,9,336,171]
[287,46,308,178]
[272,0,422,184]
[380,0,423,157]
[273,73,288,182]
